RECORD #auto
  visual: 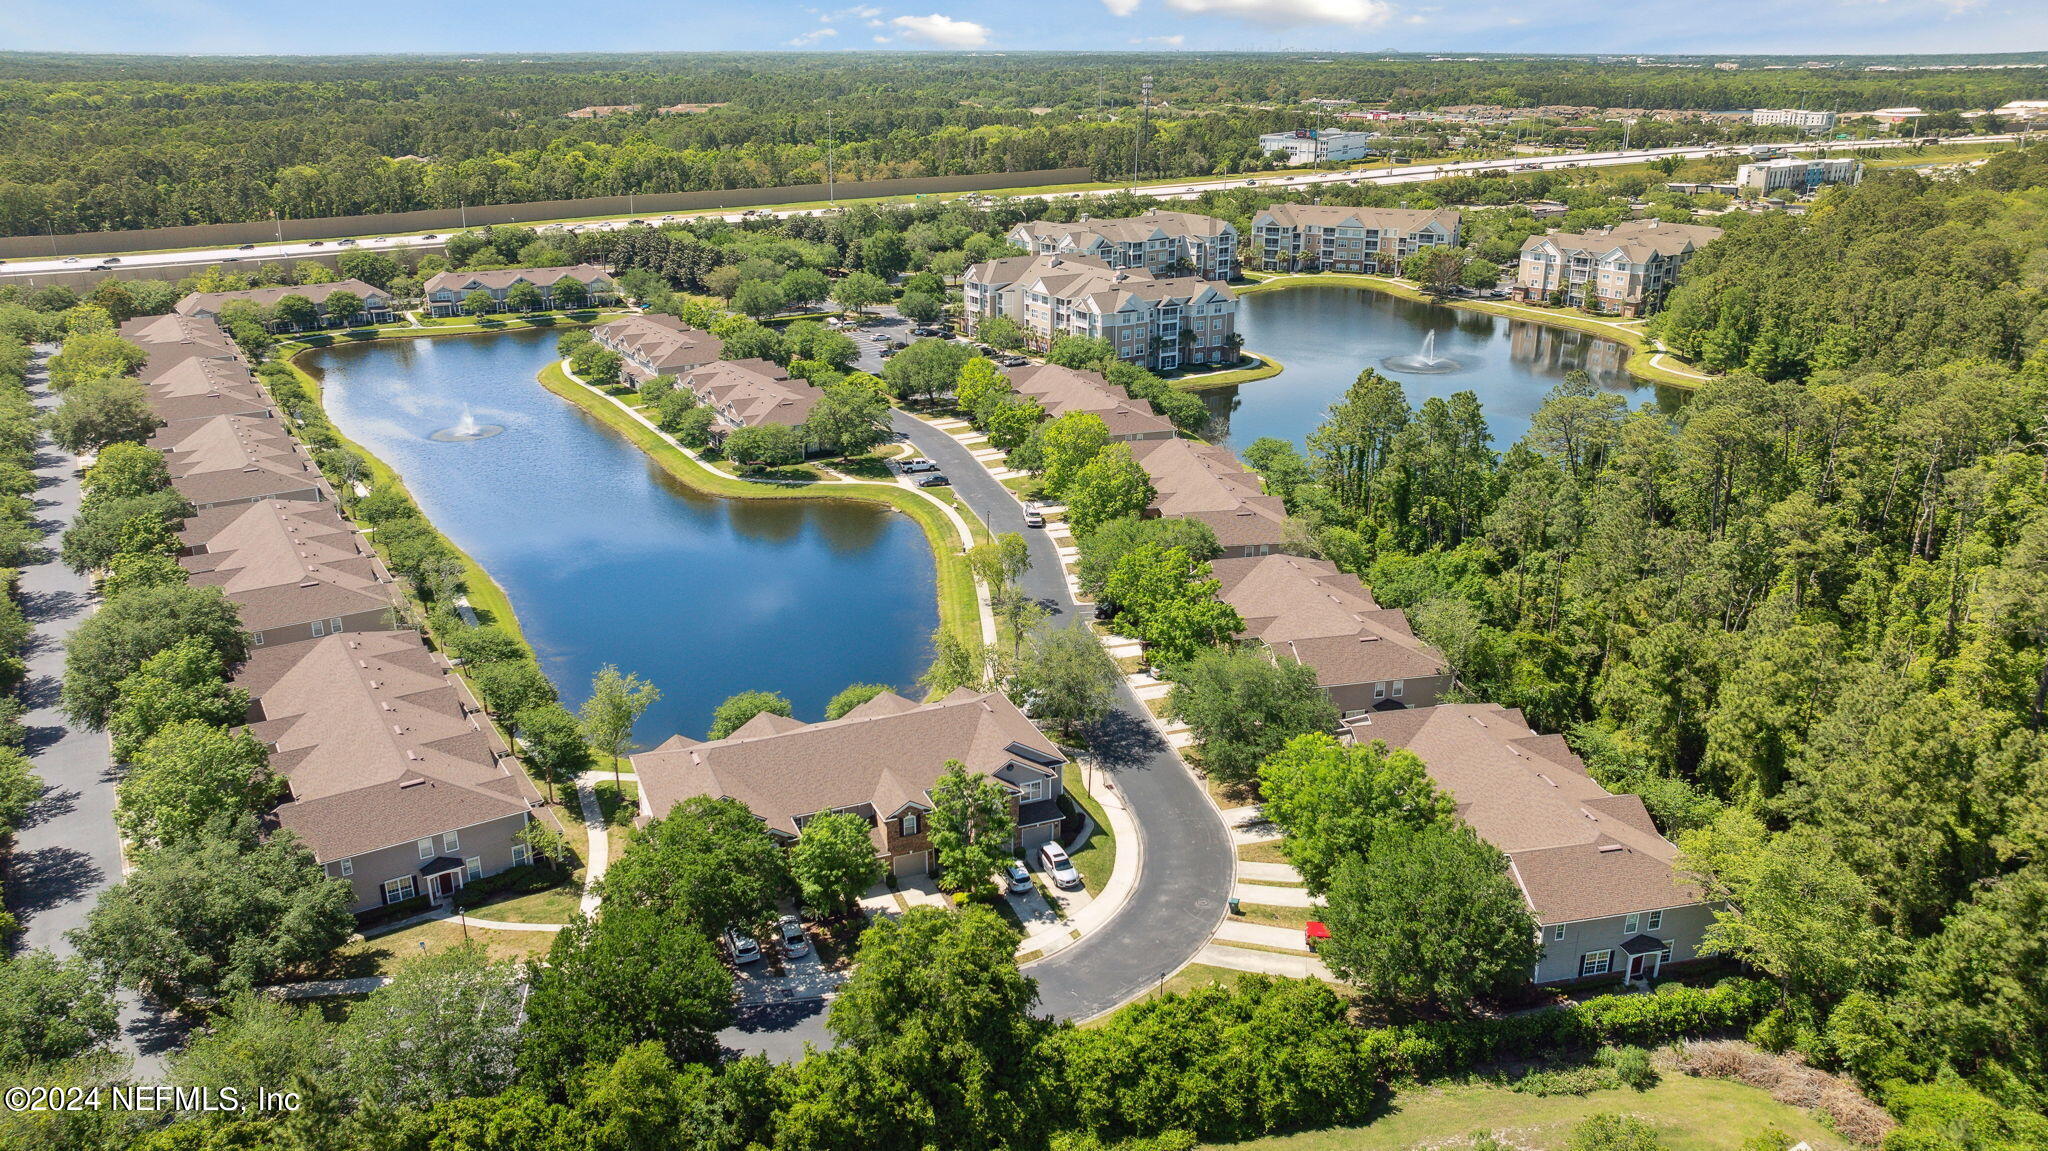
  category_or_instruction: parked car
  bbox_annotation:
[725,928,763,964]
[1023,508,1046,528]
[998,355,1027,367]
[913,326,941,337]
[879,346,898,358]
[222,256,240,263]
[1004,859,1033,894]
[915,473,951,488]
[777,914,810,958]
[1040,843,1082,890]
[901,457,939,473]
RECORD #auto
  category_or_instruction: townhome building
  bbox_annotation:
[421,265,617,316]
[121,314,243,379]
[235,629,552,912]
[676,358,822,431]
[962,254,1238,373]
[141,357,273,427]
[589,314,725,384]
[1345,703,1713,986]
[179,497,398,648]
[1211,554,1450,717]
[1128,437,1290,559]
[175,280,395,331]
[1513,219,1724,316]
[1005,364,1176,442]
[1248,205,1461,274]
[1008,211,1239,281]
[151,413,304,479]
[633,688,1068,878]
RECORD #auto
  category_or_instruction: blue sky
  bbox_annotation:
[3,0,2043,57]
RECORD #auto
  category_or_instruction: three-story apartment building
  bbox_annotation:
[1008,210,1238,281]
[962,254,1238,373]
[1513,219,1723,316]
[1249,205,1461,274]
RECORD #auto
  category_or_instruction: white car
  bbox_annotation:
[1040,842,1082,890]
[725,927,763,964]
[777,914,810,958]
[901,457,939,473]
[1004,859,1032,894]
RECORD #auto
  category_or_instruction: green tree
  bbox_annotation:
[722,421,806,468]
[74,818,354,1005]
[63,584,246,728]
[1102,543,1243,666]
[166,993,336,1123]
[599,795,793,935]
[708,688,793,739]
[830,271,891,315]
[0,953,118,1068]
[552,278,589,310]
[461,290,495,318]
[515,703,589,805]
[976,313,1026,352]
[469,658,557,723]
[273,293,319,330]
[1074,514,1219,599]
[44,377,158,452]
[882,337,973,405]
[1034,410,1112,497]
[323,289,363,327]
[1307,369,1410,514]
[114,720,276,847]
[1320,821,1539,1016]
[926,760,1017,896]
[520,905,733,1086]
[60,488,189,574]
[954,356,1010,419]
[1167,650,1340,789]
[105,636,250,763]
[1061,442,1155,537]
[504,282,543,313]
[825,682,894,720]
[780,267,831,310]
[579,664,660,787]
[896,291,943,324]
[1257,733,1453,891]
[803,379,890,457]
[789,811,886,916]
[732,279,785,320]
[47,331,146,390]
[1011,625,1119,739]
[339,943,524,1111]
[82,441,170,500]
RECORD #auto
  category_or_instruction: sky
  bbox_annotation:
[2,0,2044,57]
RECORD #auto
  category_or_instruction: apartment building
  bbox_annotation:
[1005,364,1176,442]
[1750,107,1836,131]
[589,314,725,384]
[175,280,396,331]
[422,265,617,316]
[1008,211,1239,281]
[676,358,822,431]
[962,254,1239,373]
[634,689,1068,878]
[1211,554,1450,717]
[1129,437,1289,559]
[1735,157,1864,197]
[1247,205,1461,274]
[1257,128,1380,166]
[1345,703,1712,985]
[1513,219,1724,316]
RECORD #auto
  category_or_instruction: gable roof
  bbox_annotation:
[421,264,613,295]
[680,358,821,428]
[175,279,388,318]
[179,498,394,631]
[1210,554,1446,688]
[966,253,1235,313]
[592,314,725,374]
[1253,204,1461,234]
[1521,219,1724,261]
[1129,437,1290,550]
[1006,364,1176,439]
[1345,703,1700,923]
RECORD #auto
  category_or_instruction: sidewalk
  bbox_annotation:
[1019,761,1140,964]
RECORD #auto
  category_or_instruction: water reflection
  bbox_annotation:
[303,329,935,740]
[1203,286,1686,449]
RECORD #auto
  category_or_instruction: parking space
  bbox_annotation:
[731,943,849,1008]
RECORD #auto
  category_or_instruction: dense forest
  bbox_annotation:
[1,51,2042,235]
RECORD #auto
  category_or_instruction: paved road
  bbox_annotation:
[3,136,1997,282]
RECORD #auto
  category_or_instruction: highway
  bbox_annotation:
[0,134,2021,282]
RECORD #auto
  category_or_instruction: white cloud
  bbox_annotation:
[816,4,882,21]
[1103,0,1142,15]
[1131,33,1185,45]
[1162,0,1394,25]
[787,26,839,44]
[888,12,991,45]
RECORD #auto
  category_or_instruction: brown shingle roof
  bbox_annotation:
[179,499,393,631]
[680,359,821,428]
[1129,438,1289,550]
[592,314,725,375]
[1211,554,1445,688]
[1006,364,1176,439]
[1345,703,1699,923]
[422,264,613,295]
[175,279,388,319]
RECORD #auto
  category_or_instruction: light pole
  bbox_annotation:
[827,107,837,208]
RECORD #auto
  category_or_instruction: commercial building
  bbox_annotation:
[1247,205,1461,274]
[633,689,1069,878]
[589,314,725,384]
[422,265,617,317]
[1735,157,1864,196]
[1750,108,1836,131]
[1512,219,1724,316]
[1345,703,1711,985]
[1257,128,1380,166]
[1211,554,1450,717]
[175,280,396,332]
[1008,211,1239,281]
[962,254,1239,373]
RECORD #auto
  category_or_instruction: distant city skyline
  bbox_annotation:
[4,0,2045,58]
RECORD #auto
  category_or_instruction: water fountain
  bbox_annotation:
[1380,329,1464,374]
[429,406,506,442]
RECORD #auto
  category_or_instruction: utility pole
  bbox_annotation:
[827,107,837,207]
[1132,74,1153,194]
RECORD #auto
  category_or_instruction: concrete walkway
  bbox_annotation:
[1237,860,1303,884]
[1194,942,1334,981]
[574,779,608,917]
[1232,881,1323,909]
[1214,919,1314,951]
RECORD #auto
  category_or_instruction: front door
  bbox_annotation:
[430,871,459,901]
[1627,952,1658,982]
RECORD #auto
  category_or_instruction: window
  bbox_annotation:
[1391,680,1405,699]
[511,843,532,867]
[1625,912,1641,935]
[251,631,265,646]
[383,876,416,904]
[417,838,434,861]
[338,858,354,877]
[1552,924,1566,942]
[1646,909,1663,931]
[1373,682,1387,700]
[465,857,483,880]
[1659,941,1673,963]
[442,831,460,854]
[1579,950,1613,977]
[1019,780,1043,802]
[310,620,326,638]
[901,813,920,836]
[330,617,344,633]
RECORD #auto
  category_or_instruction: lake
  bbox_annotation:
[1203,286,1687,450]
[303,329,937,743]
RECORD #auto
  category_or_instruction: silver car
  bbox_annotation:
[1004,859,1032,893]
[1040,843,1082,890]
[777,914,810,958]
[725,927,763,964]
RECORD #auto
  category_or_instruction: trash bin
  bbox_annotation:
[1228,897,1242,915]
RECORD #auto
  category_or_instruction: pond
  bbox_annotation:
[302,329,937,743]
[1202,286,1688,451]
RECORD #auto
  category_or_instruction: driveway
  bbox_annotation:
[891,411,1235,1022]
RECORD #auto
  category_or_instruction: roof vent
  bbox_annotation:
[399,778,427,789]
[1597,843,1625,853]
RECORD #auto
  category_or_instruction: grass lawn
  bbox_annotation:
[1238,839,1292,866]
[1159,962,1260,999]
[537,361,984,647]
[1172,352,1284,393]
[1235,902,1319,932]
[461,869,582,925]
[591,779,640,826]
[333,919,558,977]
[1213,1075,1851,1151]
[1061,762,1116,897]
